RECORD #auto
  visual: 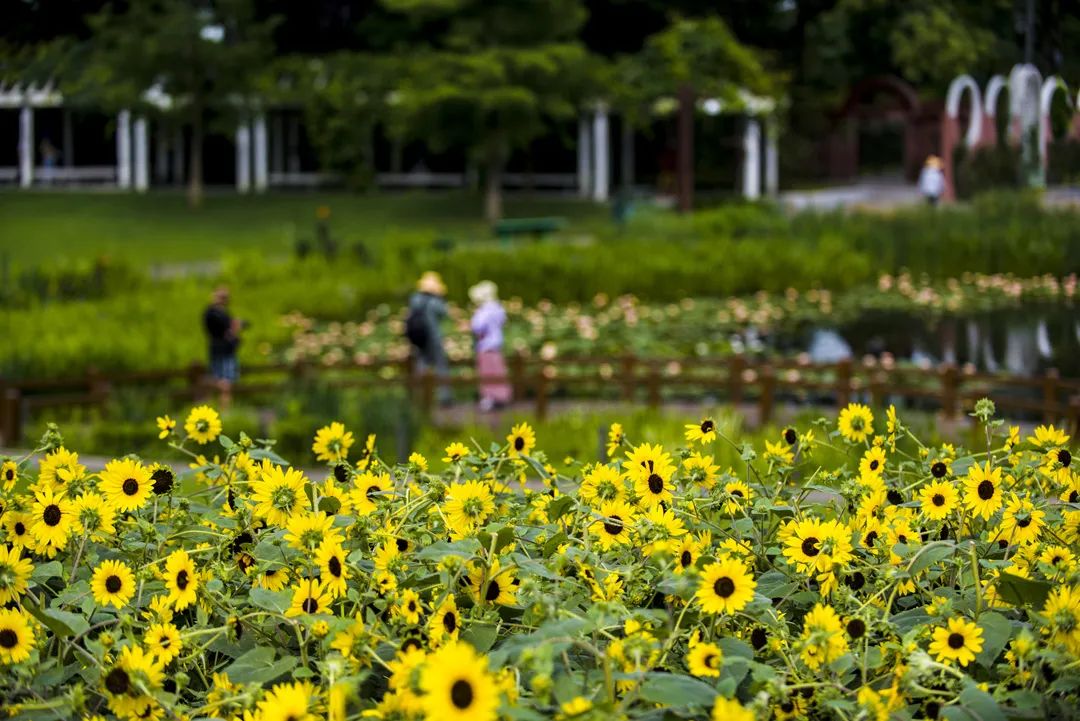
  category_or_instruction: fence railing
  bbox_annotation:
[3,355,1080,446]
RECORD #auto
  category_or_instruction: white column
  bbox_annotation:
[577,115,591,198]
[133,116,149,192]
[18,107,33,188]
[253,114,268,192]
[764,116,779,198]
[116,110,131,190]
[742,118,761,200]
[592,104,610,202]
[235,122,251,193]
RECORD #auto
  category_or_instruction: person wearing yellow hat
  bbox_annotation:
[406,272,452,404]
[918,155,945,206]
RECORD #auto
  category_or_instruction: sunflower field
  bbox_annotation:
[2,400,1080,721]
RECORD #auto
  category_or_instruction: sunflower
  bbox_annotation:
[395,589,423,625]
[99,458,153,513]
[284,511,341,551]
[507,423,536,457]
[145,622,183,664]
[444,442,470,464]
[36,447,85,493]
[3,511,33,550]
[683,452,720,488]
[837,403,874,444]
[684,418,717,445]
[184,405,222,444]
[763,440,794,465]
[443,480,496,536]
[589,499,637,551]
[429,597,461,644]
[103,645,164,719]
[696,556,756,615]
[782,518,853,575]
[711,697,754,721]
[468,559,517,606]
[997,495,1045,546]
[71,492,117,543]
[30,487,74,551]
[420,641,500,721]
[686,640,722,677]
[91,559,136,609]
[671,535,702,575]
[315,541,349,598]
[928,617,984,666]
[606,423,625,459]
[1031,424,1070,449]
[624,443,676,508]
[355,433,378,471]
[149,464,175,495]
[286,578,334,617]
[0,546,33,605]
[164,549,199,610]
[579,465,626,505]
[1042,585,1080,654]
[257,566,290,591]
[312,422,355,463]
[859,446,887,478]
[351,474,394,518]
[0,608,34,664]
[0,460,17,491]
[963,462,1005,520]
[919,480,958,521]
[257,681,317,721]
[800,603,848,670]
[722,480,752,515]
[251,464,311,526]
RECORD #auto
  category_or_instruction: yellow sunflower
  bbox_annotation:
[315,541,349,598]
[395,588,423,625]
[963,462,1005,520]
[164,549,199,610]
[429,597,461,644]
[1042,585,1080,654]
[251,464,311,526]
[696,556,756,614]
[286,578,334,617]
[72,492,117,542]
[859,446,887,478]
[1031,424,1070,449]
[91,559,136,609]
[0,460,17,491]
[589,499,637,551]
[837,403,874,444]
[579,465,626,505]
[800,603,848,670]
[0,546,33,605]
[99,458,152,513]
[419,641,500,721]
[919,480,958,521]
[145,622,183,664]
[684,418,717,445]
[284,511,341,551]
[103,645,164,719]
[606,423,625,458]
[257,681,317,721]
[444,442,470,464]
[351,472,392,516]
[156,414,176,439]
[624,443,676,508]
[711,697,754,721]
[507,422,536,457]
[30,487,74,551]
[928,617,984,666]
[312,422,355,463]
[468,559,517,606]
[686,641,722,677]
[443,480,496,536]
[184,405,222,444]
[997,495,1045,546]
[0,608,35,664]
[257,566,290,591]
[3,511,34,550]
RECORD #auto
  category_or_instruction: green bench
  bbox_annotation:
[492,216,567,243]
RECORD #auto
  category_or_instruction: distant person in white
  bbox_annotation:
[918,155,945,206]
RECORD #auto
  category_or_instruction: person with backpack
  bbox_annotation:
[406,271,452,405]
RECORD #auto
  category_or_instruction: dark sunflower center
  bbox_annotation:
[43,504,62,526]
[750,627,767,649]
[647,474,664,494]
[701,420,714,434]
[122,478,139,496]
[408,600,417,612]
[328,557,342,577]
[105,575,122,593]
[1070,491,1079,504]
[730,489,744,498]
[303,596,319,613]
[781,701,794,713]
[784,428,797,445]
[0,629,17,648]
[947,632,965,649]
[869,460,879,471]
[977,480,995,500]
[443,612,457,633]
[1017,516,1032,528]
[175,570,189,590]
[105,668,130,694]
[713,576,736,598]
[931,461,947,478]
[898,534,908,544]
[14,522,25,535]
[847,619,866,639]
[603,515,624,536]
[366,485,380,500]
[680,550,693,567]
[932,494,945,507]
[159,636,171,648]
[1059,450,1072,467]
[396,538,409,552]
[151,468,174,495]
[801,537,820,557]
[333,464,349,483]
[3,469,13,481]
[450,679,474,709]
[485,580,501,602]
[704,652,718,668]
[514,436,525,451]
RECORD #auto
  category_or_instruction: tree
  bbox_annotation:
[69,0,275,207]
[381,0,597,222]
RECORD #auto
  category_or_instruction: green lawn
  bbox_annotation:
[0,190,609,267]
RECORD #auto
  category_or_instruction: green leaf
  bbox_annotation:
[975,612,1012,668]
[907,541,955,576]
[30,561,63,581]
[219,435,235,449]
[495,526,516,553]
[224,646,297,684]
[542,532,568,557]
[248,447,290,466]
[718,637,754,660]
[956,684,1008,721]
[547,496,575,522]
[416,539,481,562]
[25,606,90,638]
[994,573,1052,609]
[463,624,498,652]
[638,673,718,707]
[248,588,291,614]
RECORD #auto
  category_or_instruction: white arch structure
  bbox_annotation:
[1040,76,1074,164]
[945,74,982,148]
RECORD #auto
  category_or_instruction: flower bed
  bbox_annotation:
[1,400,1079,719]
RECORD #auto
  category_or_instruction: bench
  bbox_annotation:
[492,216,567,243]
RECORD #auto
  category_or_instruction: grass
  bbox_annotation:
[0,190,610,268]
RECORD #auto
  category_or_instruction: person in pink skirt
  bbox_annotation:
[469,281,513,412]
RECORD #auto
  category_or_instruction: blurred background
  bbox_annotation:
[2,0,1080,468]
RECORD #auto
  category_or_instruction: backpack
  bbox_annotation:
[405,305,430,349]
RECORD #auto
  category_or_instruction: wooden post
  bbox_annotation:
[869,371,886,410]
[1068,396,1080,438]
[510,353,526,403]
[421,370,436,415]
[729,355,746,406]
[646,363,661,408]
[620,355,636,402]
[940,364,959,421]
[759,365,776,425]
[535,369,549,421]
[835,359,852,408]
[1043,368,1060,423]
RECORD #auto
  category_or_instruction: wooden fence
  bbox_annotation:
[3,355,1080,446]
